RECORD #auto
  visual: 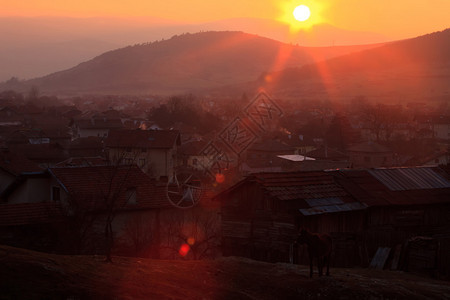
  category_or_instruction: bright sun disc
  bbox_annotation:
[293,5,311,22]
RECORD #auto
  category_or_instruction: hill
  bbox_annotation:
[1,245,449,299]
[253,28,450,103]
[0,16,388,82]
[16,31,380,96]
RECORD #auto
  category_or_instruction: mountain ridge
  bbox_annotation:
[10,31,384,96]
[252,28,450,102]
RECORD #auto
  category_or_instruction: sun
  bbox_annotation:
[293,5,311,22]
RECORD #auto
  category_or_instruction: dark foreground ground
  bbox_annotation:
[0,245,449,299]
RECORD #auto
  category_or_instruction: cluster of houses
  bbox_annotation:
[0,96,450,277]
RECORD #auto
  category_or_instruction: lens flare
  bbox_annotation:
[215,173,225,184]
[179,244,190,257]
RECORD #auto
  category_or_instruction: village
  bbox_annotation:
[0,88,449,281]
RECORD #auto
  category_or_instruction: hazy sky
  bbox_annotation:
[2,0,449,40]
[1,0,449,81]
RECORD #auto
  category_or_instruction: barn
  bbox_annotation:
[215,171,367,266]
[216,166,450,276]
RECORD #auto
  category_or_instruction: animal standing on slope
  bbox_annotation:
[295,228,332,278]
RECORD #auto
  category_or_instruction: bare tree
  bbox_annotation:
[160,208,221,260]
[59,193,102,255]
[123,214,154,257]
[362,103,406,142]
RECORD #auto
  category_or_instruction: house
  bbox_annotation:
[71,114,124,139]
[0,164,220,259]
[306,146,349,162]
[347,141,395,168]
[421,150,449,166]
[0,149,41,195]
[9,143,69,168]
[55,156,108,167]
[0,157,63,251]
[282,134,317,155]
[0,165,170,255]
[0,106,22,126]
[432,116,450,141]
[360,122,415,142]
[0,201,64,251]
[178,139,210,172]
[404,150,450,167]
[277,155,351,172]
[241,139,295,175]
[67,136,105,158]
[5,129,50,146]
[105,129,181,180]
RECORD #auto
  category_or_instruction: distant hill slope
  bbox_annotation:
[21,31,381,95]
[253,28,450,103]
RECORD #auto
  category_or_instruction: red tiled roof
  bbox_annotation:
[49,166,172,210]
[105,129,181,149]
[74,118,124,130]
[347,142,392,153]
[55,157,108,167]
[11,143,68,162]
[0,150,42,175]
[0,202,63,226]
[69,137,104,149]
[252,171,355,203]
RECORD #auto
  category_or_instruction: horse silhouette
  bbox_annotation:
[295,229,332,278]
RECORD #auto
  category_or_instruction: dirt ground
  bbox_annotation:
[1,245,449,299]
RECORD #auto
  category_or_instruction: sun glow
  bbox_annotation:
[278,1,325,32]
[293,5,310,21]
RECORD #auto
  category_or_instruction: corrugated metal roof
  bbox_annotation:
[277,155,315,161]
[368,167,450,191]
[305,197,343,207]
[300,202,367,216]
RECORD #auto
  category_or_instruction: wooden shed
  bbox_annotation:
[337,167,450,276]
[215,171,367,266]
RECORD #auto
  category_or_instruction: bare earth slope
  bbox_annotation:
[1,245,449,299]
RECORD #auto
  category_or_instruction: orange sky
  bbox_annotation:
[1,0,449,40]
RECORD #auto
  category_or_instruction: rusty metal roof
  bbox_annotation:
[368,167,450,191]
[300,201,367,216]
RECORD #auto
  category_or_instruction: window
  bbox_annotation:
[52,186,61,202]
[139,158,146,167]
[124,158,133,165]
[126,188,137,205]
